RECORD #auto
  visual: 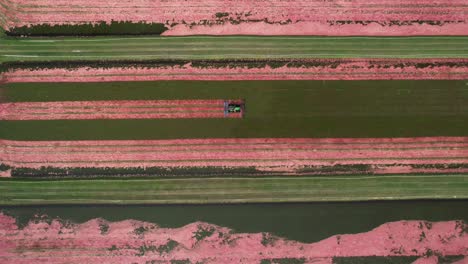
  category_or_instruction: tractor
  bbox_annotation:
[224,100,245,117]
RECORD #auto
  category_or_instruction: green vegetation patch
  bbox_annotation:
[99,222,109,234]
[3,59,468,74]
[261,232,278,246]
[108,245,118,251]
[10,166,261,178]
[0,59,342,74]
[332,256,419,264]
[261,258,305,264]
[157,239,179,254]
[5,21,168,37]
[134,226,150,235]
[0,164,11,171]
[136,244,157,256]
[10,164,451,178]
[215,12,230,18]
[438,255,465,264]
[193,225,216,241]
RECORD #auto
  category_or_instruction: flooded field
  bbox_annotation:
[3,200,467,243]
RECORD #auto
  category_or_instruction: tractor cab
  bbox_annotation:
[224,100,245,117]
[227,103,242,113]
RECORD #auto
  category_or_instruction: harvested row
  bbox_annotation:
[6,0,468,35]
[0,100,241,120]
[1,137,467,175]
[4,59,468,83]
[0,214,466,263]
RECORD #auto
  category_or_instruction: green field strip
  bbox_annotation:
[0,175,467,205]
[1,116,467,140]
[2,36,468,62]
[0,116,468,140]
[1,81,467,140]
[4,81,467,111]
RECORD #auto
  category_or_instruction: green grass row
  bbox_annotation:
[2,116,467,140]
[2,36,468,62]
[5,80,468,105]
[0,175,467,205]
[1,80,467,140]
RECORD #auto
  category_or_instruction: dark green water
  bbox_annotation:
[3,200,467,243]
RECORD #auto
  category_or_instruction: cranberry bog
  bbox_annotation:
[1,4,468,262]
[2,0,468,36]
[1,80,467,140]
